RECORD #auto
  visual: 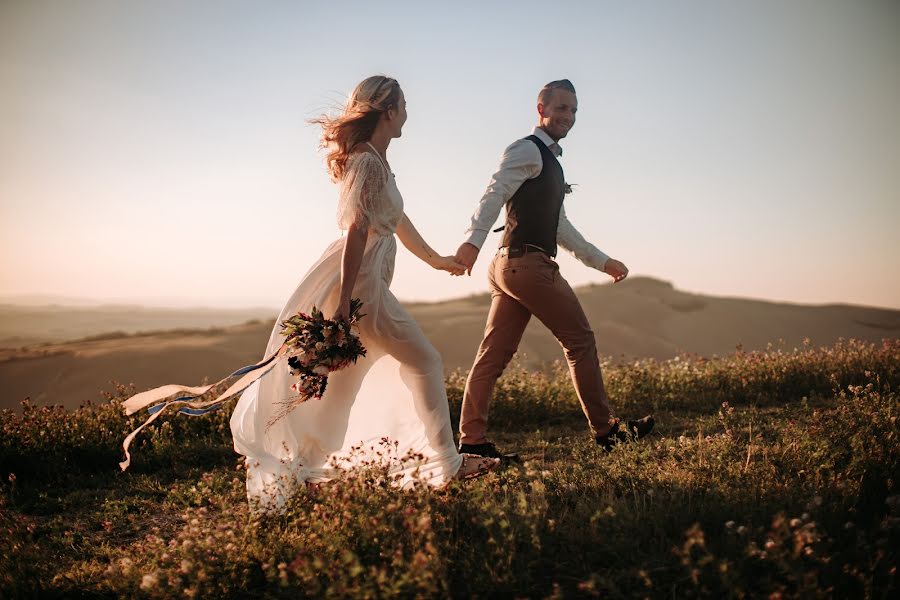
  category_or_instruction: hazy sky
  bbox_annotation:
[2,0,899,309]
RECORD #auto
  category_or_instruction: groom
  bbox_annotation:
[454,79,654,458]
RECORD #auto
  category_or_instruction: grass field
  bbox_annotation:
[2,338,898,598]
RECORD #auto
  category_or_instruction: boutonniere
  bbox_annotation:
[564,183,577,195]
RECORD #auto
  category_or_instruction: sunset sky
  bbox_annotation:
[2,0,899,310]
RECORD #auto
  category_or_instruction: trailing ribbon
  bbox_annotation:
[119,345,288,471]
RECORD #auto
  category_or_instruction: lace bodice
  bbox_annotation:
[336,148,404,236]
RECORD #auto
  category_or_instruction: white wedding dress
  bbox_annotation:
[230,147,463,511]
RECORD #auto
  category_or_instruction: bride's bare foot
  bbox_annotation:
[452,453,500,482]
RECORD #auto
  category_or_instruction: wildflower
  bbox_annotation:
[140,572,159,590]
[119,558,134,575]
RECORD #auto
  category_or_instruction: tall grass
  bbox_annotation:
[1,339,898,598]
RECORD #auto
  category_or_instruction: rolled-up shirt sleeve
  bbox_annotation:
[557,203,611,272]
[463,139,542,249]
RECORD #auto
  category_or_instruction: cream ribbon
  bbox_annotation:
[119,345,287,471]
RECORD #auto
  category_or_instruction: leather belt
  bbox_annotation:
[498,244,554,258]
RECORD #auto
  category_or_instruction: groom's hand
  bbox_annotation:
[454,243,480,276]
[603,259,629,283]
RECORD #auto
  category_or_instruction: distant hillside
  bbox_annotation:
[1,277,897,411]
[0,304,276,348]
[412,277,900,371]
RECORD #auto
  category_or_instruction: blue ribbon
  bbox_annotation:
[229,354,278,377]
[147,399,226,416]
[143,356,279,417]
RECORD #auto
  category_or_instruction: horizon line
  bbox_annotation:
[3,276,899,313]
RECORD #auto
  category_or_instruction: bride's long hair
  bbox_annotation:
[310,75,401,181]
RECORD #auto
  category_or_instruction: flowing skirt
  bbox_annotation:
[230,233,463,512]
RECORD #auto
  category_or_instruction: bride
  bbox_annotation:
[230,75,499,511]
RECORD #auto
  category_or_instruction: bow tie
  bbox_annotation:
[548,142,563,157]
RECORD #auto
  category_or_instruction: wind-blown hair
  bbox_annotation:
[310,75,401,181]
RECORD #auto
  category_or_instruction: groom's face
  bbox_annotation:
[538,89,578,141]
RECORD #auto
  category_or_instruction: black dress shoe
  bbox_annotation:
[596,415,655,452]
[458,442,520,462]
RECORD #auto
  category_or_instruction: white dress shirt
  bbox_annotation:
[464,127,611,272]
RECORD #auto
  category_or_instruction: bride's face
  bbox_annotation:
[387,90,408,138]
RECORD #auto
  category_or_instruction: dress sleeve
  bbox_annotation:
[336,152,389,231]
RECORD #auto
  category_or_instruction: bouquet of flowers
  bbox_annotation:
[266,298,367,429]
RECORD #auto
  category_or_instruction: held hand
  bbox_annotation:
[433,255,467,276]
[330,298,351,323]
[603,259,629,283]
[454,243,480,276]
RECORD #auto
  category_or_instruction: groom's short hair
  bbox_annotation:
[538,79,576,105]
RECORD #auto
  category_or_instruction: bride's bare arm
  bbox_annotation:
[396,213,438,266]
[333,220,368,321]
[396,213,465,275]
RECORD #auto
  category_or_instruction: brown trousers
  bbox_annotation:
[459,251,614,445]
